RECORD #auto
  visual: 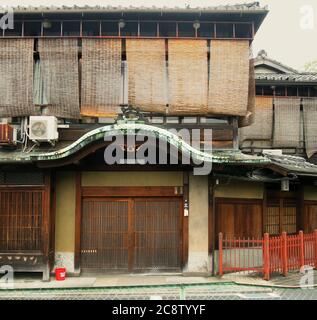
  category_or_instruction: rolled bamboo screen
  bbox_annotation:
[273,98,301,148]
[208,40,249,116]
[38,39,80,118]
[240,96,273,142]
[0,39,38,117]
[239,58,255,127]
[81,39,122,117]
[303,98,317,158]
[168,39,208,114]
[126,39,167,113]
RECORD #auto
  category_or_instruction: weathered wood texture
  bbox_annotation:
[81,39,122,116]
[168,39,208,114]
[215,198,263,238]
[208,40,250,116]
[126,39,167,113]
[0,39,38,117]
[38,39,80,118]
[80,197,182,273]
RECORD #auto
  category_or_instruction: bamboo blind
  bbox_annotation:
[239,58,255,127]
[208,40,249,116]
[168,39,208,114]
[81,39,122,117]
[303,98,317,158]
[273,98,301,148]
[38,39,80,118]
[126,39,167,113]
[240,96,273,142]
[0,39,38,117]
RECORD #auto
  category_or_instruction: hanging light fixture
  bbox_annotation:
[193,20,200,30]
[43,19,52,29]
[118,19,126,29]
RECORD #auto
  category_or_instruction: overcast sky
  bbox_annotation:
[2,0,317,71]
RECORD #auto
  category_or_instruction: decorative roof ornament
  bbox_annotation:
[116,104,148,124]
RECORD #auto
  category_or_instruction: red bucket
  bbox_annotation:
[55,267,66,281]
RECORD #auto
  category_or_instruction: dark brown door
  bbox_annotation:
[81,197,182,273]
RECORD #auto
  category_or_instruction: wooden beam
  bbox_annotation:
[82,186,183,198]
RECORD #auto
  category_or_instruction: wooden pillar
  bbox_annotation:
[43,171,51,281]
[74,171,82,275]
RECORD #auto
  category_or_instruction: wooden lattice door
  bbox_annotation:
[80,197,182,273]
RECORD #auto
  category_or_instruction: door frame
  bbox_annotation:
[74,171,187,274]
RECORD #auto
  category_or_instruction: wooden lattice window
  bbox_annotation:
[0,190,43,251]
[265,195,297,235]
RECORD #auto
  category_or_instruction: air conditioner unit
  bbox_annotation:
[29,116,59,142]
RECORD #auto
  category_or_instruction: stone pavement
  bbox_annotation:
[0,283,316,300]
[0,271,316,300]
[10,269,317,290]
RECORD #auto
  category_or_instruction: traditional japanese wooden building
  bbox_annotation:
[0,3,317,280]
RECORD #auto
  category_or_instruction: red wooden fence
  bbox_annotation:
[218,230,317,280]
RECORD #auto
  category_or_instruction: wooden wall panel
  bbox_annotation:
[216,198,262,238]
[303,202,317,233]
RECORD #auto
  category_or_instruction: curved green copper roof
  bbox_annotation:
[0,122,269,164]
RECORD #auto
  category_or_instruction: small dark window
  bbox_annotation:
[298,86,309,97]
[140,22,157,37]
[216,23,233,38]
[159,22,176,37]
[101,21,118,36]
[62,21,80,36]
[82,21,100,36]
[310,86,317,97]
[275,86,286,96]
[286,86,298,97]
[178,22,195,37]
[4,21,22,36]
[235,23,253,38]
[24,21,42,36]
[197,23,214,38]
[263,86,274,96]
[43,21,61,36]
[120,22,138,37]
[256,86,263,96]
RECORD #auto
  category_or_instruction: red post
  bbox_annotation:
[219,233,223,276]
[282,232,288,277]
[263,233,270,281]
[314,230,317,270]
[299,231,305,268]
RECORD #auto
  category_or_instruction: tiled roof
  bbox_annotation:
[263,153,317,175]
[255,73,317,83]
[0,2,268,13]
[255,50,299,74]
